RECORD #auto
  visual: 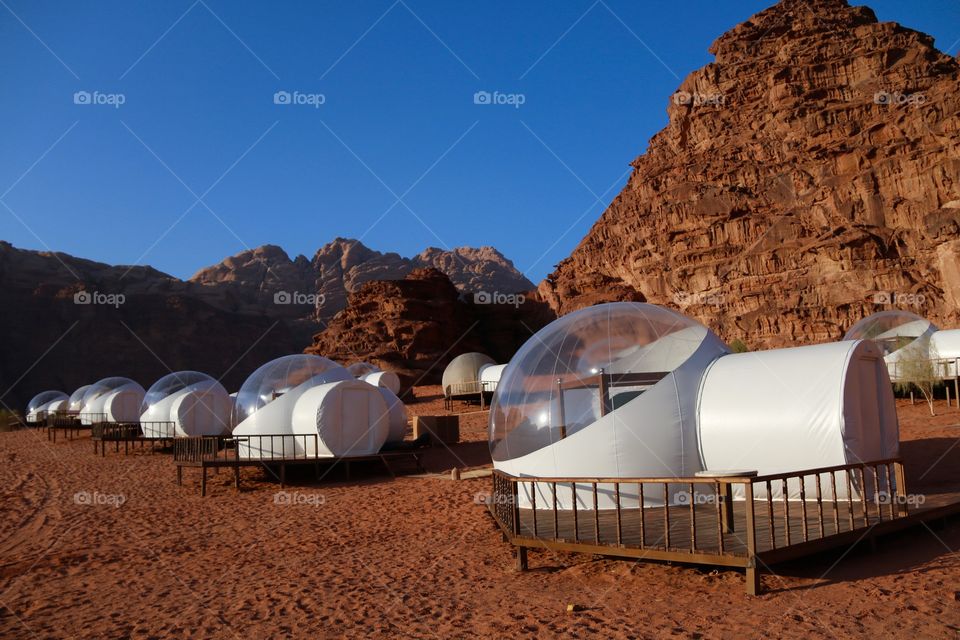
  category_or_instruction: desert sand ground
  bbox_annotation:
[1,392,959,639]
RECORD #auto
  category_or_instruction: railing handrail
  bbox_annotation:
[492,457,904,486]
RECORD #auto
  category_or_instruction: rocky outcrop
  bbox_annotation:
[311,238,534,322]
[540,0,960,347]
[305,269,554,394]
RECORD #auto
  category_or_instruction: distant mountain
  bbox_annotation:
[0,238,533,408]
[192,238,534,323]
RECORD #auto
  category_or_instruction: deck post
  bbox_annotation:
[280,463,286,488]
[894,462,908,517]
[515,546,528,571]
[201,465,207,497]
[177,465,182,486]
[744,481,761,595]
[720,482,734,533]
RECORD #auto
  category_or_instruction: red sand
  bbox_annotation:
[1,395,959,639]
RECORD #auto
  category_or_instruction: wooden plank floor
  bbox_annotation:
[515,491,960,558]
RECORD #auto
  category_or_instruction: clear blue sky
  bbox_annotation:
[2,1,958,283]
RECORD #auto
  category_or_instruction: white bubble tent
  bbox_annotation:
[490,303,900,509]
[79,377,145,424]
[26,390,69,423]
[140,371,232,438]
[844,310,960,381]
[232,354,406,459]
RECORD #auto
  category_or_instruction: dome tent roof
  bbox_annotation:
[490,302,729,468]
[234,354,351,425]
[27,390,68,414]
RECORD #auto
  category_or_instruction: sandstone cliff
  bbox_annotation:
[540,0,960,347]
[305,268,554,393]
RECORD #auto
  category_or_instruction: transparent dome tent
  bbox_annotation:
[844,310,936,381]
[491,303,899,509]
[80,377,145,424]
[140,371,231,438]
[443,352,496,398]
[232,354,394,458]
[26,390,69,422]
[68,385,91,412]
[347,362,381,378]
[347,362,402,396]
[845,310,960,380]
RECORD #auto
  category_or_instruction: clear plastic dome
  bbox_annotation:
[347,362,381,378]
[443,352,496,396]
[68,385,91,411]
[490,302,724,462]
[142,371,226,415]
[234,354,351,425]
[27,390,68,413]
[81,377,142,410]
[844,311,935,357]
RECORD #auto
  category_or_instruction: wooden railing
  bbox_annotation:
[173,434,321,464]
[489,458,908,593]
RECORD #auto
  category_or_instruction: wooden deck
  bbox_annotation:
[173,435,430,496]
[489,460,960,594]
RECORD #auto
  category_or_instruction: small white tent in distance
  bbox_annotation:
[26,390,69,422]
[140,371,232,438]
[232,355,391,458]
[80,377,145,424]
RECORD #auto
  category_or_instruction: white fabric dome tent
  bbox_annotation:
[362,371,402,396]
[844,311,936,382]
[930,329,960,377]
[26,390,68,422]
[232,354,390,459]
[140,371,232,438]
[698,340,899,499]
[67,385,91,412]
[443,352,495,398]
[80,377,145,424]
[492,303,901,509]
[348,362,402,395]
[478,363,507,392]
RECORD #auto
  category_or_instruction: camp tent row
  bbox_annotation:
[489,302,900,509]
[844,310,960,382]
[28,356,409,458]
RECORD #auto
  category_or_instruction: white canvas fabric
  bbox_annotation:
[697,340,899,500]
[478,364,507,391]
[140,372,232,437]
[930,329,960,377]
[374,386,408,442]
[443,353,495,397]
[362,371,401,395]
[292,380,389,457]
[232,355,389,459]
[102,388,146,423]
[80,378,145,424]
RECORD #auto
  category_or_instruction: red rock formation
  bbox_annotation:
[305,268,554,394]
[311,238,534,322]
[540,0,960,347]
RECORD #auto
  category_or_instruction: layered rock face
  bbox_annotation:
[540,0,960,347]
[305,268,554,393]
[311,238,534,322]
